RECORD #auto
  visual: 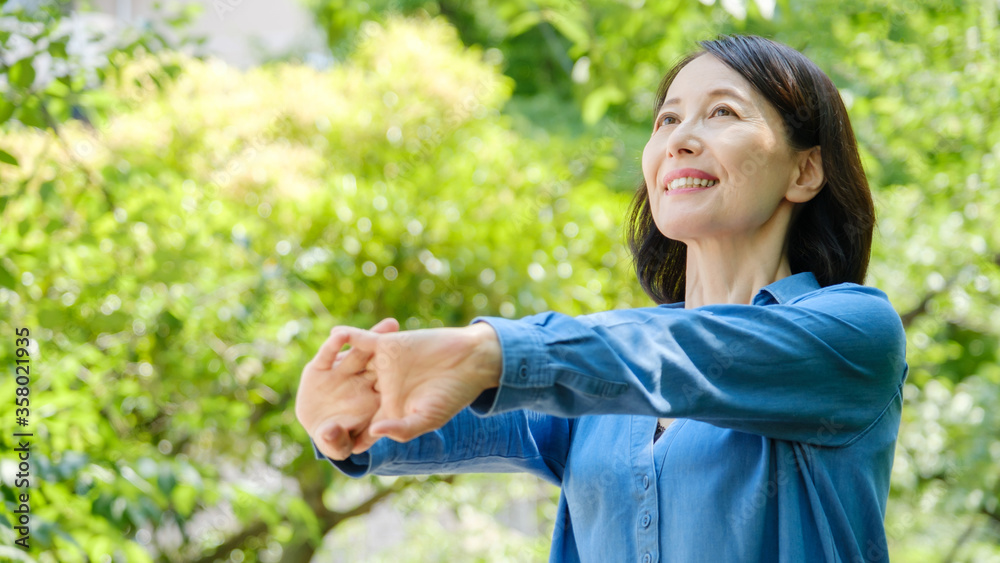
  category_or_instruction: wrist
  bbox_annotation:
[467,322,502,393]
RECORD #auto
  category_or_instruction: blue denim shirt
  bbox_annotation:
[311,272,908,563]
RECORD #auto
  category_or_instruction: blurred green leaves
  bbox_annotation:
[1,0,999,561]
[1,13,639,562]
[0,0,197,178]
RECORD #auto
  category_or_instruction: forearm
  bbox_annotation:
[315,406,571,485]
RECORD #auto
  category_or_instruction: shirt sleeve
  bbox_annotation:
[310,406,572,486]
[467,283,907,446]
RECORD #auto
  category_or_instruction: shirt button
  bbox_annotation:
[641,513,651,528]
[642,554,652,563]
[518,361,528,378]
[643,475,649,489]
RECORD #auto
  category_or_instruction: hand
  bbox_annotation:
[295,318,399,460]
[341,322,503,450]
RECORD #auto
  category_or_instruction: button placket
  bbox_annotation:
[631,417,659,563]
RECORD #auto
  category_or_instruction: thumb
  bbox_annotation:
[350,423,381,454]
[369,412,431,443]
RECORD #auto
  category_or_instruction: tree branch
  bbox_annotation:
[941,518,977,563]
[899,272,960,329]
[38,99,116,212]
[981,505,1000,527]
[183,485,392,563]
[324,475,423,527]
[185,474,421,562]
[900,253,1000,329]
[900,290,936,328]
[187,520,269,563]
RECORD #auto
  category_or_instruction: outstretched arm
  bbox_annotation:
[310,406,572,486]
[336,283,906,448]
[465,284,907,445]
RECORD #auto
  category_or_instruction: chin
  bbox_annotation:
[653,217,708,243]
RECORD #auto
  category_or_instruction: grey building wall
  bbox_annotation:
[86,0,329,68]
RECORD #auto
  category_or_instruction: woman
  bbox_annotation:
[295,34,907,562]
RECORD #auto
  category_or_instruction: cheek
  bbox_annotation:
[640,146,654,184]
[641,137,665,179]
[641,153,661,204]
[721,132,781,187]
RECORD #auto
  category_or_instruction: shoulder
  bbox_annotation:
[790,280,892,304]
[786,281,907,370]
[788,281,902,330]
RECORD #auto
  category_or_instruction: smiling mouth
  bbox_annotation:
[664,177,719,194]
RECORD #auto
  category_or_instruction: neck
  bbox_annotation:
[682,218,793,309]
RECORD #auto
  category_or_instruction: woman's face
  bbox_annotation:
[641,54,814,244]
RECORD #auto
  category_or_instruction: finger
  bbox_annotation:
[317,420,353,460]
[332,349,367,372]
[362,406,395,444]
[312,331,351,371]
[369,317,400,333]
[369,413,432,443]
[367,358,405,421]
[360,355,381,384]
[333,319,399,374]
[331,327,381,374]
[333,326,380,353]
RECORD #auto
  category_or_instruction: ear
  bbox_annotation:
[785,146,824,203]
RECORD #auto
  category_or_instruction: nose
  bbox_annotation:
[664,120,703,158]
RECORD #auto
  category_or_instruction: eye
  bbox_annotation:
[655,113,679,128]
[712,106,735,117]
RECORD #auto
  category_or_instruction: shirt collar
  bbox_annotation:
[657,271,822,308]
[752,271,821,305]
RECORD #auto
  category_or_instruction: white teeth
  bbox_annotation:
[667,177,718,190]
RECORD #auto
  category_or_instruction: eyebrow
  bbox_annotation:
[660,87,750,110]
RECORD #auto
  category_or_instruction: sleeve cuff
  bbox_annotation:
[309,436,377,478]
[467,315,554,416]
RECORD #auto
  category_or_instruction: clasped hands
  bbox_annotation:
[295,318,503,461]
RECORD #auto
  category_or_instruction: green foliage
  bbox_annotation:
[304,1,1000,559]
[759,2,1000,558]
[322,474,555,562]
[0,0,199,180]
[2,0,1000,560]
[0,15,641,561]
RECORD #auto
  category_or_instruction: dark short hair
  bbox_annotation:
[625,34,875,304]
